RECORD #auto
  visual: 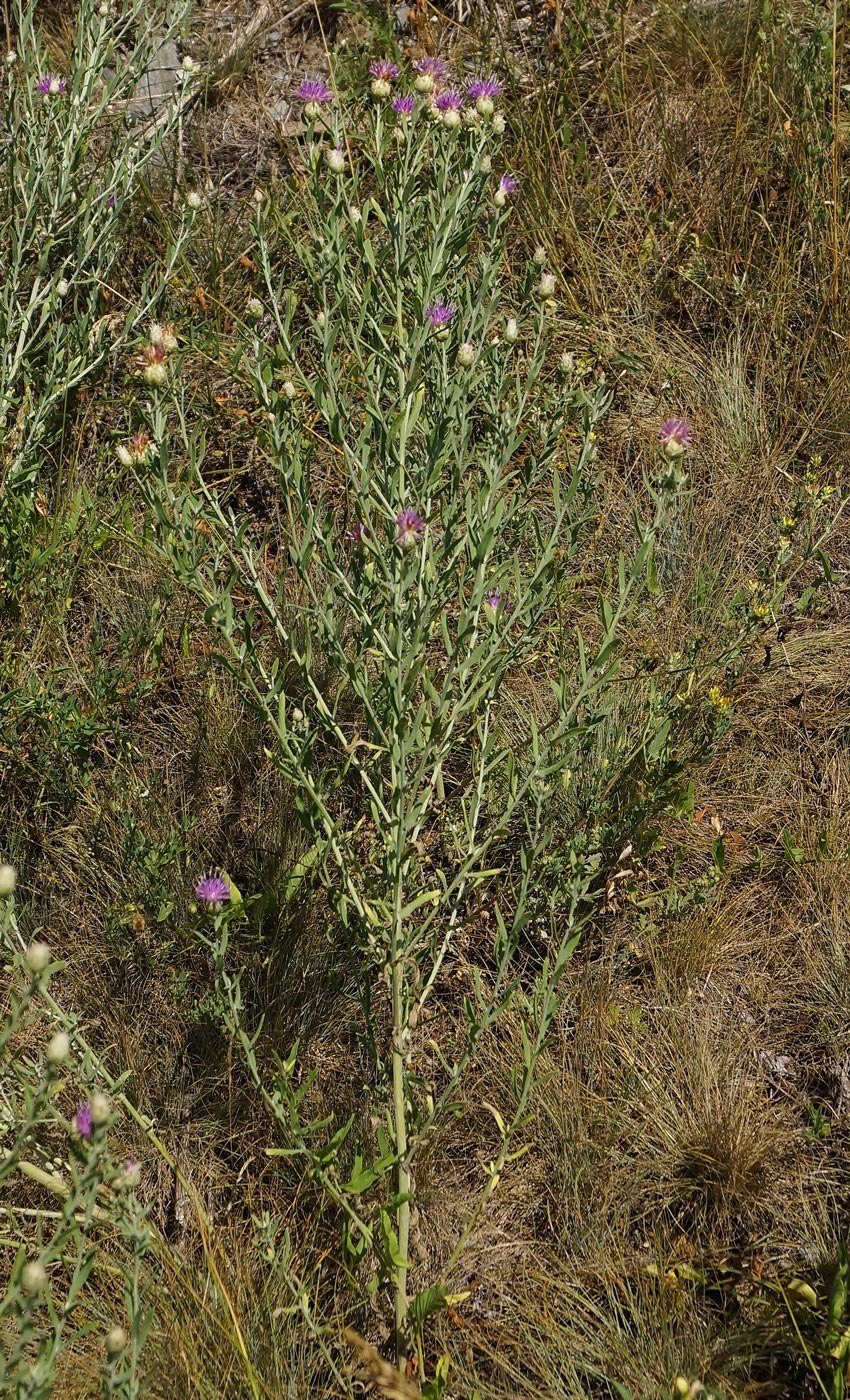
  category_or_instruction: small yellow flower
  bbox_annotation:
[706,685,731,712]
[752,602,770,619]
[780,516,797,531]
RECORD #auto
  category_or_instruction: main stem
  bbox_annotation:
[390,619,411,1359]
[391,907,411,1359]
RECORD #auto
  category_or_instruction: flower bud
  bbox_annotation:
[56,279,70,298]
[476,96,494,117]
[89,1092,111,1125]
[116,443,133,467]
[148,322,164,346]
[22,1261,47,1294]
[105,1325,127,1354]
[479,153,492,174]
[282,380,296,400]
[674,1380,691,1398]
[25,942,51,974]
[370,78,391,99]
[442,109,461,130]
[46,1031,71,1064]
[143,362,168,387]
[0,863,17,894]
[492,112,506,134]
[493,188,506,208]
[5,51,16,66]
[326,147,345,173]
[414,73,434,94]
[316,310,326,328]
[456,341,475,367]
[504,317,519,343]
[246,297,263,320]
[185,191,202,210]
[252,187,265,204]
[533,245,547,265]
[537,272,556,298]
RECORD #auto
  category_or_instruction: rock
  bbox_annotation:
[128,39,180,115]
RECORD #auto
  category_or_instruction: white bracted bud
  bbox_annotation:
[46,1031,71,1064]
[25,942,51,974]
[22,1261,47,1294]
[89,1092,111,1125]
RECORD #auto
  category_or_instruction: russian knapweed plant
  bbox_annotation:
[145,61,693,1364]
[0,0,192,602]
[0,872,153,1398]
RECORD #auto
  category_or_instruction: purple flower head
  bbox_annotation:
[413,57,448,80]
[424,299,456,330]
[395,508,425,549]
[467,76,502,101]
[119,1157,141,1187]
[392,94,415,116]
[369,60,399,82]
[36,74,67,96]
[434,89,463,113]
[296,78,333,104]
[74,1103,93,1140]
[658,418,692,455]
[485,589,511,614]
[498,175,519,196]
[105,194,117,209]
[194,871,231,910]
[346,521,368,543]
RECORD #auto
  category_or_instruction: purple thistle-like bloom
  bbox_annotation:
[36,73,67,96]
[74,1103,94,1140]
[296,78,333,104]
[485,589,511,614]
[467,75,502,101]
[499,175,518,196]
[658,418,692,453]
[346,522,368,543]
[413,56,448,80]
[425,299,456,330]
[369,60,399,81]
[395,508,425,549]
[392,93,415,116]
[434,89,463,113]
[105,194,117,209]
[194,871,231,909]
